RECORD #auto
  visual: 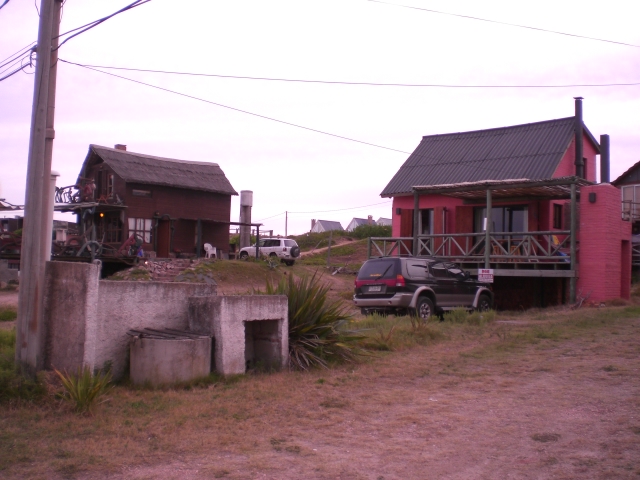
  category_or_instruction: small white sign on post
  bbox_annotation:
[478,268,494,283]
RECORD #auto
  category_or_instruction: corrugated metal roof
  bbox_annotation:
[381,117,596,197]
[79,145,238,196]
[311,220,344,232]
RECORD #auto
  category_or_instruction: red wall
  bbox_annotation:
[577,184,631,302]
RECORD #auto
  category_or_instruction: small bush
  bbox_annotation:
[55,366,113,414]
[265,272,365,370]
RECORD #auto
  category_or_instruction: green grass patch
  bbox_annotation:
[0,306,17,322]
[0,329,47,402]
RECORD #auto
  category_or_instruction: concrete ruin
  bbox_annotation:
[43,261,288,380]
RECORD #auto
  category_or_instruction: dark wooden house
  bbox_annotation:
[76,144,237,258]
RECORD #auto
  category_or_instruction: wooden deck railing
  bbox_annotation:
[368,231,572,264]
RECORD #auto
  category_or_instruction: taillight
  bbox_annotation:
[395,274,405,287]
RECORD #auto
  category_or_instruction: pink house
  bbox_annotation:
[378,99,630,309]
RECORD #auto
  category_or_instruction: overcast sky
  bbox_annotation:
[1,0,639,235]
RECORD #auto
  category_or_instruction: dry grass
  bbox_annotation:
[1,304,639,478]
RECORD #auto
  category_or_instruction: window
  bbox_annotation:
[474,206,528,234]
[106,174,114,198]
[407,260,429,279]
[622,185,640,220]
[128,218,152,243]
[430,263,449,278]
[553,204,563,229]
[99,213,123,243]
[132,189,151,197]
[420,209,434,235]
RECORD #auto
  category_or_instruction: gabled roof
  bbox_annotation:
[311,220,343,232]
[376,217,392,226]
[612,159,640,186]
[381,117,599,197]
[78,145,238,196]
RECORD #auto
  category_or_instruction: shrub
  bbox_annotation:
[55,366,113,414]
[265,272,365,370]
[350,224,392,239]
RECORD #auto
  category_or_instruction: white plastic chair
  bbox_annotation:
[204,243,216,259]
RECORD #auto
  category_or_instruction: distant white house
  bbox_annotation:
[310,219,343,233]
[346,215,375,232]
[376,217,392,226]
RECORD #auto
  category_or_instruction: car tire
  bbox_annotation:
[477,294,492,311]
[239,251,248,260]
[414,296,435,321]
[284,260,294,266]
[290,246,300,258]
[269,252,277,257]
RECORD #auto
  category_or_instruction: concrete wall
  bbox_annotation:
[129,335,212,386]
[189,295,288,375]
[577,184,632,302]
[0,259,19,285]
[44,261,216,378]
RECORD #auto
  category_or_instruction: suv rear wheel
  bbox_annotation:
[414,296,434,321]
[477,294,492,311]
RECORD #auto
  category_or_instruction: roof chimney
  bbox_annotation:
[367,215,373,225]
[114,144,127,151]
[574,97,584,178]
[600,134,610,183]
[311,219,316,230]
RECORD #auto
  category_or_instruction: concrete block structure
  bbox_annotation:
[43,261,289,380]
[44,261,216,378]
[577,184,631,302]
[189,295,289,375]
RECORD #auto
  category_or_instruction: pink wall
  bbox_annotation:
[391,195,465,236]
[553,133,599,182]
[577,184,631,302]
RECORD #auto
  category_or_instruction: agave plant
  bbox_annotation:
[54,366,112,414]
[266,272,365,370]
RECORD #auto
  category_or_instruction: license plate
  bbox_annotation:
[368,285,382,292]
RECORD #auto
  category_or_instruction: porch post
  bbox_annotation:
[570,182,577,303]
[484,189,492,269]
[196,219,202,258]
[413,190,419,256]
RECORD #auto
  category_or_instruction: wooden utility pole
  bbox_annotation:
[16,0,62,375]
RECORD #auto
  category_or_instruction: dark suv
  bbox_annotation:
[354,257,493,319]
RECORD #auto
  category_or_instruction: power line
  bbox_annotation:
[61,59,410,154]
[60,60,640,88]
[368,0,640,49]
[54,0,151,51]
[0,0,10,11]
[256,211,286,222]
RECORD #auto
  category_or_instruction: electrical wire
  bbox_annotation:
[255,212,286,222]
[0,42,35,71]
[368,0,640,48]
[59,60,640,88]
[54,0,151,51]
[61,59,410,154]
